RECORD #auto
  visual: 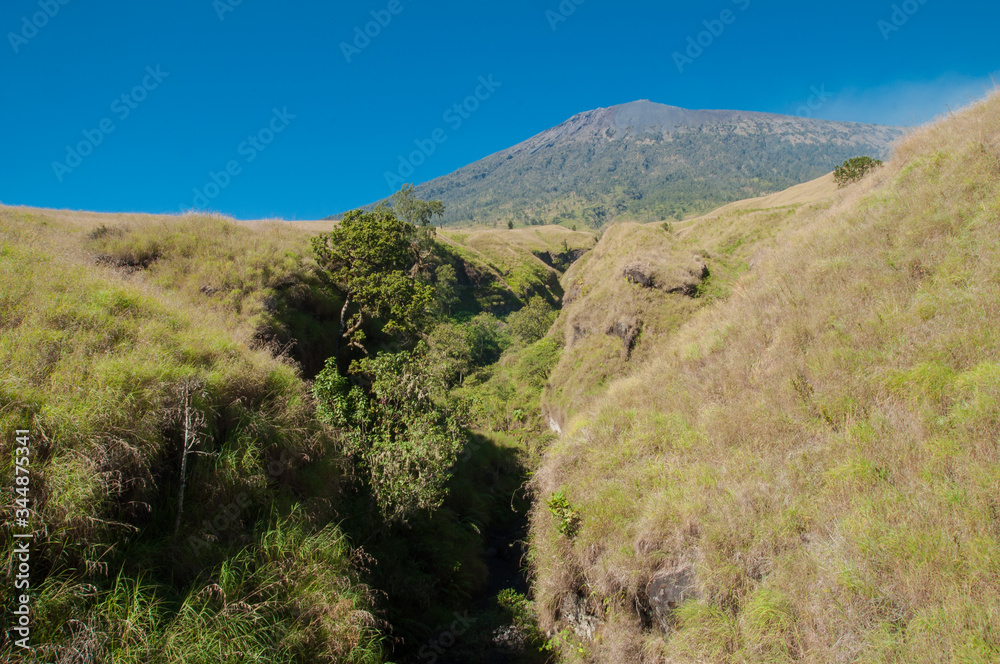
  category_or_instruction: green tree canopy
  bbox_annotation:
[507,296,557,345]
[311,207,433,358]
[390,184,446,227]
[313,347,466,522]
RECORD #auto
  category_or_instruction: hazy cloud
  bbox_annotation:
[805,73,998,126]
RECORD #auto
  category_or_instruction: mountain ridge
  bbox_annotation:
[352,99,905,228]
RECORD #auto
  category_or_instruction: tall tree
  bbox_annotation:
[311,207,433,360]
[390,184,446,227]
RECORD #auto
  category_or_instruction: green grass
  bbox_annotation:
[0,210,381,663]
[528,92,1000,662]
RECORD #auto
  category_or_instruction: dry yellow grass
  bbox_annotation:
[0,207,383,663]
[683,172,838,222]
[530,92,1000,663]
[545,174,842,429]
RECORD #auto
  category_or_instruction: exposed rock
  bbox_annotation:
[623,257,710,297]
[606,317,643,360]
[665,258,709,297]
[562,283,582,307]
[555,591,601,641]
[623,262,654,288]
[534,248,591,272]
[647,565,699,633]
[95,251,160,272]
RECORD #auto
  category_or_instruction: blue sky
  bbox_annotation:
[0,0,997,219]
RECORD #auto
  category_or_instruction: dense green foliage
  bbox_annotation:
[314,347,466,523]
[389,184,447,227]
[834,155,885,187]
[311,207,434,358]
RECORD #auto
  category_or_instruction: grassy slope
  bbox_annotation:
[544,176,837,429]
[0,209,383,661]
[439,225,596,303]
[0,205,590,661]
[530,94,1000,663]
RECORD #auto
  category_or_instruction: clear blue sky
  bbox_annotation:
[1,0,997,219]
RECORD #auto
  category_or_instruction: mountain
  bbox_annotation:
[395,100,905,227]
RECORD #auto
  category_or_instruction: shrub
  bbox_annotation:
[834,156,884,187]
[507,297,557,345]
[314,347,467,523]
[546,489,581,538]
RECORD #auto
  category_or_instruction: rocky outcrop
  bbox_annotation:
[646,565,700,633]
[606,317,642,360]
[555,590,601,641]
[534,248,591,272]
[622,262,654,288]
[622,257,709,297]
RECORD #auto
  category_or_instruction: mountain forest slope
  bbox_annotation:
[529,94,1000,662]
[406,100,903,228]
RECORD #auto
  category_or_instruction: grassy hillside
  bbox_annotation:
[0,204,592,662]
[439,225,596,303]
[529,94,1000,662]
[544,174,837,427]
[0,208,382,662]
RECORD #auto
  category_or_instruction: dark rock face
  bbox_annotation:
[607,317,642,360]
[623,262,654,288]
[623,257,709,297]
[667,258,709,297]
[555,591,600,640]
[533,248,591,272]
[647,566,699,633]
